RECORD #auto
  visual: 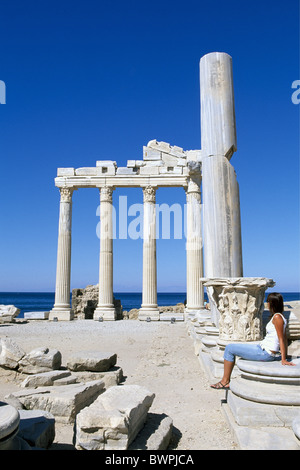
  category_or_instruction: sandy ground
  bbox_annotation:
[0,319,238,450]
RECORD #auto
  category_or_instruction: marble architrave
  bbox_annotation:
[201,277,275,341]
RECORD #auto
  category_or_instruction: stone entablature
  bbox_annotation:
[55,139,201,189]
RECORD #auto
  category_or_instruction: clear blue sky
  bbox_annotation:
[0,0,299,293]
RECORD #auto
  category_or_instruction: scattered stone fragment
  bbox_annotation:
[24,311,49,320]
[7,380,105,423]
[0,305,20,323]
[67,351,117,372]
[18,347,62,374]
[21,370,73,388]
[0,338,25,369]
[75,385,155,450]
[129,412,173,450]
[18,409,55,449]
[73,367,123,389]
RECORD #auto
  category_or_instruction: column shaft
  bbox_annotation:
[185,179,204,312]
[94,186,116,320]
[200,52,243,278]
[50,187,74,321]
[139,186,159,321]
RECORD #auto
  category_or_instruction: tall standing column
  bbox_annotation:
[185,178,204,313]
[94,186,116,321]
[50,186,74,321]
[200,52,243,278]
[200,52,243,327]
[139,185,160,321]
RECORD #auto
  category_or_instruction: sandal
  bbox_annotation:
[210,381,230,390]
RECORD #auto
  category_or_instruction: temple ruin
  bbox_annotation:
[50,52,244,322]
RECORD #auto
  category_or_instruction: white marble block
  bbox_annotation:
[75,385,155,450]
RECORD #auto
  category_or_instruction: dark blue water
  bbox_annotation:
[0,292,299,318]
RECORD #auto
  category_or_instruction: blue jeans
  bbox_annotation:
[224,343,276,363]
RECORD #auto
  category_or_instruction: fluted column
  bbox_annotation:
[139,185,159,321]
[185,178,204,313]
[94,186,116,321]
[50,186,74,321]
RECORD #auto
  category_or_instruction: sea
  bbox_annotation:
[0,291,299,319]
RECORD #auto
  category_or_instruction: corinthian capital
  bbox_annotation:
[59,187,74,203]
[143,185,156,203]
[186,179,201,203]
[100,186,114,203]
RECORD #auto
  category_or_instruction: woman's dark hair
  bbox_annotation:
[266,292,284,314]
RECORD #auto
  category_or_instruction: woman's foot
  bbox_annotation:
[210,381,229,390]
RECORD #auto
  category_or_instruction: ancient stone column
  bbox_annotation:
[94,186,116,321]
[185,178,204,313]
[200,52,243,279]
[50,187,74,321]
[139,186,160,321]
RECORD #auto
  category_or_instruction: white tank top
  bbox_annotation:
[260,313,287,353]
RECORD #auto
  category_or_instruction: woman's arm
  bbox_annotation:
[273,314,295,366]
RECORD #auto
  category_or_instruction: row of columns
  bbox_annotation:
[49,180,204,321]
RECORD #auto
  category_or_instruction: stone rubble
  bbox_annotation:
[0,337,173,450]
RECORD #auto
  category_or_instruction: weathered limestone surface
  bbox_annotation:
[7,380,105,423]
[21,370,73,388]
[0,338,62,374]
[128,413,173,450]
[0,305,20,323]
[18,347,62,374]
[66,351,117,372]
[75,385,155,450]
[0,338,26,369]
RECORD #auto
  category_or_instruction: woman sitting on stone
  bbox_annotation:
[211,292,295,390]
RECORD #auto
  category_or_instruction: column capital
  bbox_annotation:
[142,185,156,203]
[186,179,201,202]
[100,185,114,203]
[59,186,74,203]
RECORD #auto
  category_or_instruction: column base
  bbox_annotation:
[49,308,74,321]
[184,307,210,321]
[139,307,160,321]
[93,307,116,321]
